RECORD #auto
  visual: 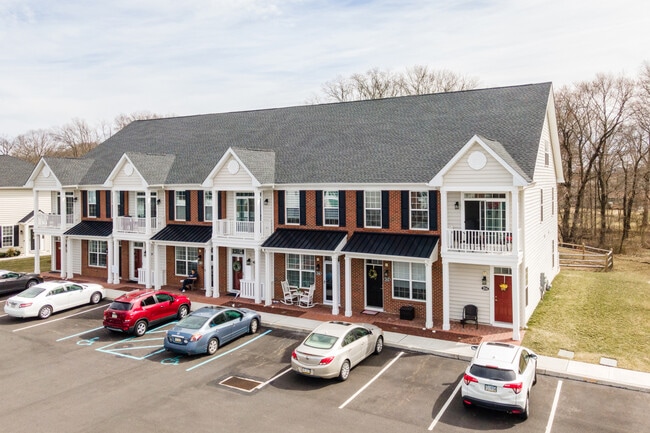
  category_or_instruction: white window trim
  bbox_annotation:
[364,191,381,228]
[410,191,429,230]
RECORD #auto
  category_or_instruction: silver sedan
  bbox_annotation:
[291,321,384,381]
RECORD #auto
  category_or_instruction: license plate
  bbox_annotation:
[112,313,117,318]
[173,337,183,343]
[485,384,497,392]
[298,367,312,374]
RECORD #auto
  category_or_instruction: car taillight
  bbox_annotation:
[319,356,335,365]
[504,382,523,394]
[189,333,202,342]
[463,373,478,385]
[292,350,297,359]
[19,303,33,308]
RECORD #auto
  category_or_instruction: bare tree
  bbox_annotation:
[0,135,14,155]
[11,130,59,164]
[312,65,479,103]
[52,118,100,158]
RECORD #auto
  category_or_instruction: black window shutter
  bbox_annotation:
[277,191,285,225]
[401,191,410,229]
[0,232,2,247]
[13,225,19,246]
[338,190,346,227]
[299,190,306,226]
[356,191,364,228]
[185,190,192,221]
[429,191,438,231]
[217,191,222,220]
[82,191,88,217]
[197,192,204,222]
[95,191,101,217]
[315,191,323,226]
[119,191,126,216]
[105,191,111,218]
[381,191,390,229]
[168,191,175,220]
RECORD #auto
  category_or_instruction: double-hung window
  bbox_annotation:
[410,191,429,229]
[87,191,97,217]
[175,191,186,221]
[88,240,107,267]
[175,246,198,275]
[285,191,300,225]
[2,226,13,247]
[323,191,339,226]
[204,191,213,221]
[286,254,315,288]
[392,262,426,301]
[365,191,381,228]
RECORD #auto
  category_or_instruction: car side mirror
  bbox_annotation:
[470,345,478,351]
[529,353,538,360]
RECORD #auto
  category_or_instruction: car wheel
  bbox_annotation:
[374,336,384,355]
[338,360,351,381]
[520,393,530,420]
[134,320,148,337]
[207,337,219,355]
[248,318,259,334]
[38,305,53,319]
[26,279,39,288]
[177,305,189,319]
[90,291,102,304]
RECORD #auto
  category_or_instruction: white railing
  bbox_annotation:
[216,219,255,238]
[238,279,263,299]
[446,229,513,253]
[137,268,166,285]
[36,212,79,230]
[116,216,160,234]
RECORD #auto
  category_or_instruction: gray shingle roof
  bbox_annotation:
[78,82,552,186]
[125,152,176,185]
[43,157,95,186]
[0,156,35,188]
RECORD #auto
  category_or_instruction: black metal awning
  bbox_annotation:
[262,229,347,253]
[64,220,113,238]
[342,232,439,260]
[150,224,212,244]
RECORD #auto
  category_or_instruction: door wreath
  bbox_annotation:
[232,261,242,272]
[368,269,378,279]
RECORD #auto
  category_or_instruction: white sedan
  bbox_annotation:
[4,281,105,319]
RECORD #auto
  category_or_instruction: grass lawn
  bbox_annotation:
[523,254,650,372]
[0,256,51,273]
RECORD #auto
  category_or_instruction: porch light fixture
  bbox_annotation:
[481,271,487,286]
[454,201,459,210]
[264,198,269,205]
[316,263,321,272]
[73,197,78,202]
[156,198,161,205]
[246,258,251,266]
[384,269,390,279]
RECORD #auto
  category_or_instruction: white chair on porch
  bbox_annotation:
[298,284,316,308]
[281,280,298,305]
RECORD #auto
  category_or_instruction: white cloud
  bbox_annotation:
[0,0,648,137]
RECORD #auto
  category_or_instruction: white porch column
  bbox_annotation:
[204,245,212,296]
[511,265,521,341]
[442,258,450,331]
[112,238,120,284]
[144,240,152,288]
[60,236,67,279]
[254,189,261,242]
[264,251,272,306]
[425,260,433,329]
[66,237,73,279]
[60,190,67,231]
[331,254,340,316]
[145,190,151,234]
[154,243,161,290]
[106,238,113,284]
[344,256,352,317]
[511,188,519,253]
[33,192,41,273]
[212,245,220,298]
[254,247,262,303]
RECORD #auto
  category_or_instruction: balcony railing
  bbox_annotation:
[36,212,79,230]
[238,279,262,299]
[116,216,161,234]
[216,219,255,238]
[446,228,513,253]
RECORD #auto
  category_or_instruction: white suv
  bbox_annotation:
[461,342,538,420]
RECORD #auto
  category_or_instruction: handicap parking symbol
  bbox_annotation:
[77,337,100,346]
[161,355,182,366]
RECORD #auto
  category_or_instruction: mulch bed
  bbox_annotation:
[374,321,482,344]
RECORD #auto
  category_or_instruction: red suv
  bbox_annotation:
[103,290,191,337]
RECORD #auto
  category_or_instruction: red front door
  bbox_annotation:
[232,257,243,291]
[494,275,512,323]
[55,240,61,271]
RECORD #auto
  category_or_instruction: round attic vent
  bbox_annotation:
[467,151,487,170]
[43,167,50,178]
[227,160,240,174]
[124,163,134,176]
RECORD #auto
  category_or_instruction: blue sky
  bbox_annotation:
[1,0,648,137]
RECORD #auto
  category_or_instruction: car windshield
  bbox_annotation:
[304,332,339,349]
[108,301,133,311]
[177,315,208,330]
[469,364,517,381]
[18,287,46,298]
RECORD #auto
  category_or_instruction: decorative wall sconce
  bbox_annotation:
[73,197,78,202]
[454,201,459,210]
[316,263,321,272]
[156,198,161,205]
[264,198,269,205]
[246,258,251,266]
[384,270,390,279]
[481,271,487,286]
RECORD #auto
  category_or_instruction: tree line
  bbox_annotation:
[2,64,649,252]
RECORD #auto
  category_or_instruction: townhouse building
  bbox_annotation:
[25,82,562,340]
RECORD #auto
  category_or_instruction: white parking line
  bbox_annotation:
[339,351,404,409]
[545,380,563,433]
[428,379,462,430]
[256,367,293,390]
[56,326,105,341]
[12,304,107,332]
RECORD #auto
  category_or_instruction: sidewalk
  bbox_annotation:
[103,287,650,394]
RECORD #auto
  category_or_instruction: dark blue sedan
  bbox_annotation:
[163,306,261,355]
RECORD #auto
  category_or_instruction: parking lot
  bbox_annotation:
[1,295,648,433]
